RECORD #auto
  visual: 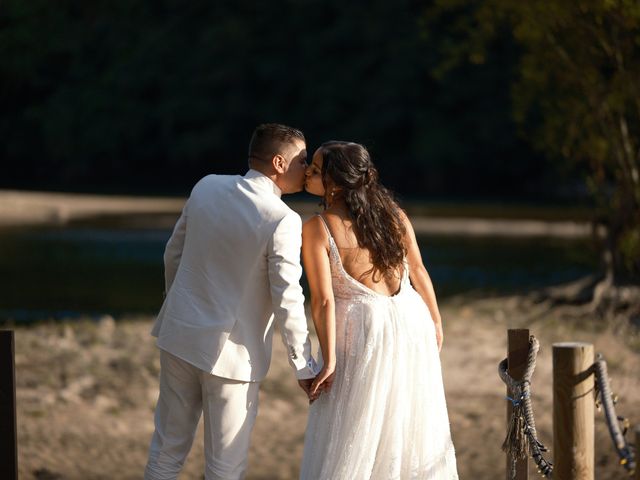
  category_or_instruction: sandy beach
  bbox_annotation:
[11,295,640,480]
[4,189,638,479]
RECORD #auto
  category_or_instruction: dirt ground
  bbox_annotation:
[11,294,640,480]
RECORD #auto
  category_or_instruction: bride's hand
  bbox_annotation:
[435,321,443,352]
[309,365,336,402]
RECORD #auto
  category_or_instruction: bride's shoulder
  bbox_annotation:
[396,208,414,230]
[302,215,330,244]
[302,214,326,234]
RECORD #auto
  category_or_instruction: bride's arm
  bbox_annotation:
[302,216,336,397]
[400,210,444,351]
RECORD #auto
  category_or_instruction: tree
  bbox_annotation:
[426,0,640,292]
[1,0,551,199]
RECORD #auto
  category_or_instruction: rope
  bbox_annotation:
[499,335,553,478]
[499,337,638,479]
[592,354,636,475]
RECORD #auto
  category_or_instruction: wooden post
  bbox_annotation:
[553,342,594,480]
[635,425,640,480]
[0,330,18,480]
[506,329,529,480]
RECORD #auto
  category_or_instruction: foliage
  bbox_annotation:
[426,0,640,279]
[0,0,552,199]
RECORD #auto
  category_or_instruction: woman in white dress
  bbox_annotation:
[299,141,458,479]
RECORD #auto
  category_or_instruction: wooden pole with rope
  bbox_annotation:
[506,329,530,480]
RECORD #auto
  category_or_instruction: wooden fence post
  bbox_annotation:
[552,342,594,480]
[0,330,18,480]
[506,329,530,480]
[635,425,640,480]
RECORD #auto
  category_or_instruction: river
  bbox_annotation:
[0,214,598,322]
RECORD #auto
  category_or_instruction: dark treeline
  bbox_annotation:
[2,0,572,199]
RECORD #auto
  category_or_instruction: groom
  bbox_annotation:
[144,123,317,480]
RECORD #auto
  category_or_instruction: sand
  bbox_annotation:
[11,295,640,480]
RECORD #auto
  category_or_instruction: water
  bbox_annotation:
[0,215,598,322]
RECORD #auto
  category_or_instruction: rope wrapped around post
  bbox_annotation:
[592,354,636,475]
[499,335,553,478]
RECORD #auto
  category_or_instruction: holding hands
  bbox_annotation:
[310,363,335,402]
[299,363,335,403]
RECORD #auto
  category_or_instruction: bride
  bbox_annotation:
[299,141,458,479]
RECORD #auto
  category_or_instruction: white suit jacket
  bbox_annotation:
[151,170,316,382]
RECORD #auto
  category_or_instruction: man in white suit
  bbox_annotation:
[144,124,317,480]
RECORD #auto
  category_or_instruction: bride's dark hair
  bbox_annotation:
[320,141,406,277]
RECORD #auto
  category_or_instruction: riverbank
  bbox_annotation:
[0,190,185,226]
[13,294,640,480]
[0,189,598,237]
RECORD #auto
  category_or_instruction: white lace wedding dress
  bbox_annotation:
[300,217,458,480]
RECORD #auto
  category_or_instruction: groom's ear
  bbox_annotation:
[272,154,287,173]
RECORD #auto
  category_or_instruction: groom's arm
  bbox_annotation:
[267,211,317,380]
[163,199,189,294]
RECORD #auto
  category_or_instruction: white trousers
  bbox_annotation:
[144,350,260,480]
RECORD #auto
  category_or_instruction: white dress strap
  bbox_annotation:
[316,214,333,240]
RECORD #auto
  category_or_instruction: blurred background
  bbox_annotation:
[2,0,637,320]
[2,0,579,196]
[2,1,639,479]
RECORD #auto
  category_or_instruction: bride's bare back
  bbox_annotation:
[321,210,403,297]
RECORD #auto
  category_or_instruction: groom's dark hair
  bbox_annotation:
[248,123,305,166]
